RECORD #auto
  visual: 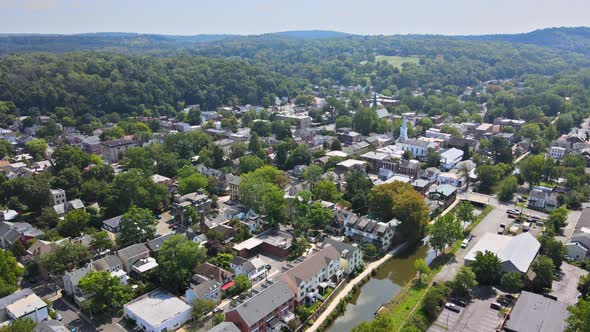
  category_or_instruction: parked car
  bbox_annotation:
[490,302,503,310]
[445,302,461,313]
[498,223,506,234]
[507,213,518,219]
[56,313,63,321]
[523,222,531,232]
[461,237,471,248]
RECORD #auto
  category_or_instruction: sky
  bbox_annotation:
[1,0,590,36]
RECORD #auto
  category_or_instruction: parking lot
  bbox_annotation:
[551,262,588,305]
[428,287,505,332]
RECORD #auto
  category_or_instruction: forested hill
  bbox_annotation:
[460,27,590,55]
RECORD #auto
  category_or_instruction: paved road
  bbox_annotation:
[156,210,174,236]
[52,298,96,332]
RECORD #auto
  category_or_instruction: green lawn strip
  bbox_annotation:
[382,205,494,330]
[374,55,420,69]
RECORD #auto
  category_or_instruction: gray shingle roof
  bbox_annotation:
[504,291,569,332]
[102,215,123,229]
[233,281,293,327]
[92,255,122,271]
[118,243,149,259]
[208,322,240,332]
[322,238,359,260]
[146,233,176,253]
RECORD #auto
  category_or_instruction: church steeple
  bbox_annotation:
[399,113,408,142]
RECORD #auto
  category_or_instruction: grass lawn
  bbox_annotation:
[375,55,420,70]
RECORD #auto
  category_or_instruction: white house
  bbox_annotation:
[437,172,463,187]
[398,138,437,158]
[439,148,464,170]
[230,255,268,282]
[185,279,222,304]
[549,146,566,159]
[0,289,49,326]
[124,289,192,332]
[279,244,342,302]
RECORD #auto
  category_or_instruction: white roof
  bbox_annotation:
[337,159,366,168]
[325,150,348,158]
[6,293,46,318]
[440,148,464,161]
[233,237,263,251]
[124,289,191,328]
[465,232,540,273]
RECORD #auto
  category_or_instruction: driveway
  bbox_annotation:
[156,210,175,236]
[428,287,504,332]
[551,262,588,305]
[52,298,96,332]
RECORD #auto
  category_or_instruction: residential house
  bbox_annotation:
[117,243,151,273]
[527,186,558,210]
[0,289,48,325]
[439,148,464,170]
[327,208,358,235]
[101,138,136,163]
[0,222,21,249]
[549,146,566,159]
[171,192,212,225]
[34,320,68,332]
[428,184,458,213]
[53,199,85,217]
[234,229,293,259]
[279,245,342,303]
[185,278,222,303]
[102,215,123,234]
[345,216,400,253]
[123,289,192,332]
[437,172,463,187]
[227,174,240,201]
[209,322,241,332]
[50,189,67,206]
[230,256,268,282]
[335,159,367,175]
[81,136,101,154]
[194,262,233,284]
[146,233,176,256]
[565,208,590,261]
[322,238,362,275]
[225,281,296,332]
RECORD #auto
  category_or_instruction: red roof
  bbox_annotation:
[221,280,235,291]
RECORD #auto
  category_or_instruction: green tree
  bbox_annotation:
[414,258,431,284]
[307,201,335,229]
[57,209,90,238]
[208,253,234,270]
[0,250,24,297]
[178,173,208,195]
[335,116,352,129]
[429,213,463,256]
[53,167,83,199]
[105,169,168,216]
[532,255,555,292]
[158,235,206,294]
[118,206,157,246]
[232,274,252,295]
[546,205,569,235]
[578,274,590,299]
[78,271,133,313]
[539,234,566,269]
[239,155,265,174]
[312,179,340,202]
[422,284,450,319]
[40,242,90,274]
[0,140,14,159]
[500,272,524,293]
[90,231,113,253]
[520,154,545,186]
[353,108,378,135]
[303,164,323,185]
[121,147,155,174]
[192,298,216,322]
[24,138,47,161]
[455,201,475,229]
[470,250,502,285]
[566,298,590,332]
[364,243,378,258]
[0,318,36,332]
[498,175,519,202]
[451,266,478,296]
[425,148,441,167]
[290,237,310,260]
[331,139,342,151]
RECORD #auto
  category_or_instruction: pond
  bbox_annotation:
[326,244,436,332]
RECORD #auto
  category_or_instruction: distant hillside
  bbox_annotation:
[462,27,590,55]
[269,30,351,39]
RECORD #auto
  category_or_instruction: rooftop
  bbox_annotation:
[504,291,569,332]
[124,289,191,327]
[232,281,293,327]
[465,232,540,273]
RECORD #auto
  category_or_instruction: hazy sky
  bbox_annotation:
[1,0,590,36]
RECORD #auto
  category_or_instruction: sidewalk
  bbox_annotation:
[305,242,408,332]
